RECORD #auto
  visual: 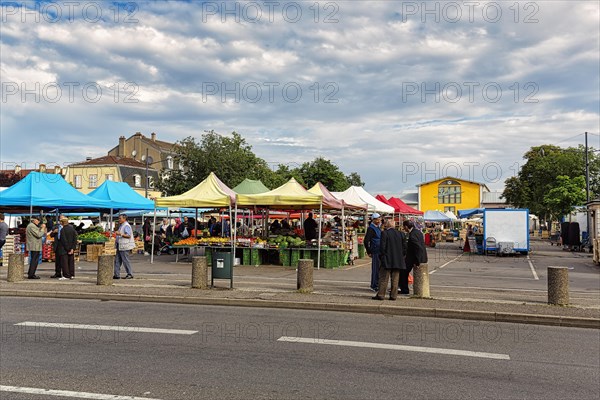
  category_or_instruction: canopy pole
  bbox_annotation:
[229,203,234,265]
[233,202,238,265]
[341,205,345,256]
[317,201,323,270]
[151,204,157,264]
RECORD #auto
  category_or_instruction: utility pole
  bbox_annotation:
[585,132,590,242]
[145,147,149,198]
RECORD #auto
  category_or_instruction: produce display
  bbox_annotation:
[78,231,108,242]
[173,237,230,246]
[267,235,306,248]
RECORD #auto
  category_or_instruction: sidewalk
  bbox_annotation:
[1,253,599,329]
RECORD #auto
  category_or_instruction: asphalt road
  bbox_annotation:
[1,298,599,399]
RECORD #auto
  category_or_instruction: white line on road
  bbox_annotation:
[430,254,463,274]
[14,322,197,335]
[526,255,539,280]
[278,336,510,360]
[0,385,162,400]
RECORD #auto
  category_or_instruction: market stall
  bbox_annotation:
[236,178,327,268]
[152,172,236,263]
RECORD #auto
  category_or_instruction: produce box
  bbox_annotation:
[358,244,365,258]
[279,249,291,267]
[86,244,104,262]
[290,249,300,268]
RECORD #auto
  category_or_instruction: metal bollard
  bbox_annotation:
[297,259,314,292]
[413,263,430,298]
[7,254,25,282]
[192,256,209,289]
[97,255,115,285]
[548,266,569,305]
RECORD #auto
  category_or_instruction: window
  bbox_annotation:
[438,180,461,204]
[147,176,154,188]
[105,174,114,181]
[444,206,456,213]
[167,156,173,170]
[133,174,141,187]
[89,174,98,188]
[74,175,82,189]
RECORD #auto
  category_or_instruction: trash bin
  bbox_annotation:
[211,251,233,288]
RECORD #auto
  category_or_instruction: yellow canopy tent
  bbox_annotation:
[155,172,236,208]
[236,178,325,268]
[151,172,236,263]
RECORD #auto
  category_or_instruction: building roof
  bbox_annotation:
[416,176,490,191]
[398,191,419,205]
[69,155,155,169]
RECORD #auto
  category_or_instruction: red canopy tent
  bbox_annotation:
[375,195,423,216]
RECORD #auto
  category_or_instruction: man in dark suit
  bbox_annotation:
[373,219,406,301]
[50,214,65,278]
[56,217,78,280]
[401,220,428,295]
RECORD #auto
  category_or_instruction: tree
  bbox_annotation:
[544,175,587,220]
[501,144,600,222]
[346,172,364,187]
[157,131,270,195]
[157,131,366,195]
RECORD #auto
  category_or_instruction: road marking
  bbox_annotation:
[0,385,161,399]
[278,336,510,360]
[526,255,539,280]
[430,254,463,274]
[14,322,197,335]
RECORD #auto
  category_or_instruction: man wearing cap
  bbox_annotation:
[56,217,78,280]
[364,213,382,292]
[26,216,46,279]
[114,214,135,279]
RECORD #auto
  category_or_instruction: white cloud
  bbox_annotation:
[1,1,598,194]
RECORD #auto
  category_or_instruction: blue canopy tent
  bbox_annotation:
[0,172,111,213]
[87,181,155,211]
[423,210,452,222]
[457,208,485,219]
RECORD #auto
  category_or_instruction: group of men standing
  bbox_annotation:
[25,215,78,280]
[364,213,428,301]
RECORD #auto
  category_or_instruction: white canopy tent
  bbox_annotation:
[332,186,394,214]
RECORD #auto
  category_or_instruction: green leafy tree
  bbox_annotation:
[157,132,365,195]
[346,172,365,187]
[501,144,599,222]
[544,175,587,220]
[157,131,270,195]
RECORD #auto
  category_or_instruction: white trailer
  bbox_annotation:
[484,209,530,255]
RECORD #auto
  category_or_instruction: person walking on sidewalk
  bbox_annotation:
[373,219,406,301]
[114,214,135,279]
[26,216,46,279]
[56,217,78,280]
[401,220,428,295]
[364,213,382,292]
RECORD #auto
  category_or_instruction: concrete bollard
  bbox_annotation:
[7,254,25,282]
[548,266,569,305]
[413,263,430,298]
[192,256,209,289]
[97,255,115,286]
[297,259,314,292]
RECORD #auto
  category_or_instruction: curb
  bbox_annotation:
[2,289,599,329]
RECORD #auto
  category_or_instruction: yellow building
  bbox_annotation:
[65,156,162,199]
[417,177,490,214]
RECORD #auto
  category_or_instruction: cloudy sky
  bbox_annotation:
[1,0,599,194]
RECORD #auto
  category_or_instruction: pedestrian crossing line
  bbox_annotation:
[430,254,463,274]
[0,385,162,400]
[527,255,540,280]
[14,322,197,335]
[278,336,510,360]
